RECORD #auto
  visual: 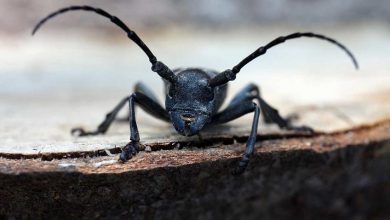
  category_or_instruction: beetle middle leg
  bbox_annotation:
[72,82,168,136]
[228,83,314,133]
[115,82,161,122]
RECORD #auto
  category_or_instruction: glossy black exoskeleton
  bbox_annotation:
[32,5,358,174]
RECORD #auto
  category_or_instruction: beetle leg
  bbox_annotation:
[211,101,260,174]
[71,96,129,136]
[257,96,314,133]
[71,91,169,137]
[134,82,160,104]
[116,82,161,122]
[119,92,170,162]
[236,104,260,174]
[227,83,314,133]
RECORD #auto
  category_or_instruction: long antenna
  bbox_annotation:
[32,5,157,64]
[32,5,177,82]
[209,32,359,87]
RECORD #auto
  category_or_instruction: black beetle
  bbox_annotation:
[32,5,358,174]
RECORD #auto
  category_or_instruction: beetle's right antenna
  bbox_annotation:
[32,5,176,83]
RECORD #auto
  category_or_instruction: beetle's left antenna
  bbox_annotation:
[209,32,358,87]
[32,5,176,83]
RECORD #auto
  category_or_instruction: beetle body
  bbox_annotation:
[32,5,358,174]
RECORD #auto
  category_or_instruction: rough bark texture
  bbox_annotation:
[0,120,389,219]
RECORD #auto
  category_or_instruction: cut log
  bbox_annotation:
[1,120,389,219]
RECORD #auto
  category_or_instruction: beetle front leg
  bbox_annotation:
[118,92,170,162]
[235,104,261,174]
[211,102,261,174]
[119,94,141,162]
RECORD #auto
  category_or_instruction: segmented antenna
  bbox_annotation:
[209,32,359,87]
[32,5,157,64]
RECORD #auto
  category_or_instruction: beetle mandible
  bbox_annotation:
[32,5,358,174]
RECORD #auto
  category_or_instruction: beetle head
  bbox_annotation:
[165,69,216,136]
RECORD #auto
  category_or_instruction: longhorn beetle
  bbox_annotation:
[32,5,358,174]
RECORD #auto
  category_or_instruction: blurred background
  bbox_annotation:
[0,1,389,151]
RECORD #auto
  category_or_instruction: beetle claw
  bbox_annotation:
[287,125,315,134]
[71,127,87,136]
[119,141,142,162]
